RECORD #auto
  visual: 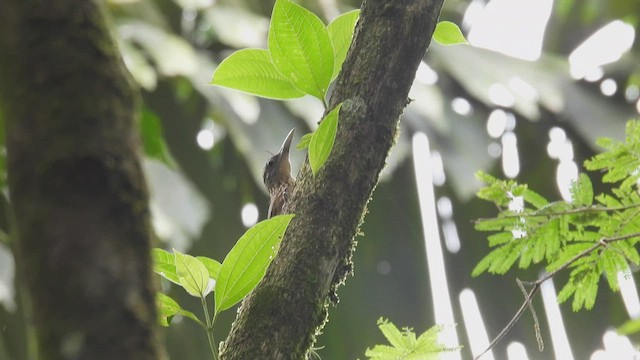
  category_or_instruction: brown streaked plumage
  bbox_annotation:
[263,128,296,218]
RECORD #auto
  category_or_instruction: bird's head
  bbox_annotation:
[263,128,295,192]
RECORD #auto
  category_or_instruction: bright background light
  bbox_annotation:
[466,0,554,60]
[240,203,259,227]
[413,133,461,359]
[569,20,635,80]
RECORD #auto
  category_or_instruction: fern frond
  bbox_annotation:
[365,319,460,360]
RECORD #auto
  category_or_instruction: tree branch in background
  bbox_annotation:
[0,1,164,359]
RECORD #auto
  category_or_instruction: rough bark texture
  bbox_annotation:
[221,0,444,358]
[0,1,163,360]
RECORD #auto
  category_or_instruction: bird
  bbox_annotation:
[263,128,296,218]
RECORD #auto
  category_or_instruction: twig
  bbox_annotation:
[474,203,640,224]
[474,283,540,360]
[517,279,543,351]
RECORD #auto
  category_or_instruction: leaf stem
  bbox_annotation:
[201,296,219,360]
[475,202,640,224]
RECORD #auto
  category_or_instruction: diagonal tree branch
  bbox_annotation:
[221,0,445,358]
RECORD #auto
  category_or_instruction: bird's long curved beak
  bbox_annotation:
[272,128,295,178]
[279,128,295,158]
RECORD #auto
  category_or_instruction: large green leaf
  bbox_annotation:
[175,250,212,297]
[327,10,359,80]
[196,256,222,282]
[268,0,333,101]
[211,48,305,99]
[309,103,341,176]
[215,214,294,314]
[152,248,180,286]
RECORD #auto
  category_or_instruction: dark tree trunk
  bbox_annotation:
[221,0,444,358]
[0,1,163,360]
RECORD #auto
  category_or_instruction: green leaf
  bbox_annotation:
[215,214,295,314]
[152,248,180,286]
[542,220,562,261]
[472,249,501,277]
[557,261,601,311]
[557,279,577,305]
[175,250,212,297]
[523,188,548,209]
[268,0,334,100]
[546,243,593,272]
[618,241,640,265]
[141,108,173,165]
[156,293,200,327]
[475,170,498,185]
[487,232,514,246]
[475,217,517,231]
[309,103,341,176]
[585,121,640,189]
[531,235,547,264]
[570,173,593,206]
[196,256,222,281]
[518,243,534,269]
[296,132,313,150]
[365,318,460,359]
[156,292,180,327]
[327,10,359,80]
[378,319,408,350]
[433,21,468,45]
[211,48,305,100]
[573,270,599,311]
[491,244,521,274]
[618,318,640,335]
[365,344,403,358]
[414,324,444,351]
[595,193,622,208]
[601,252,623,291]
[475,171,522,207]
[473,241,527,276]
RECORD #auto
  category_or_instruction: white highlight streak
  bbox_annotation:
[460,289,494,360]
[541,278,574,360]
[413,132,461,359]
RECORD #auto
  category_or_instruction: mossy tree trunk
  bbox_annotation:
[0,1,163,360]
[221,0,445,358]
